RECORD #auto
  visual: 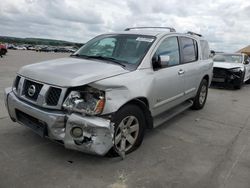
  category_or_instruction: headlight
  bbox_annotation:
[13,75,21,93]
[230,67,244,72]
[63,86,105,115]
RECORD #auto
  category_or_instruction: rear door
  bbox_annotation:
[178,37,201,99]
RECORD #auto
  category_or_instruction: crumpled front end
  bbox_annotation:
[4,88,114,156]
[212,67,243,86]
[64,114,114,155]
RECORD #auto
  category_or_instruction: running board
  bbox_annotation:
[153,100,193,128]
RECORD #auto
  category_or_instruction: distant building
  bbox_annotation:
[237,45,250,56]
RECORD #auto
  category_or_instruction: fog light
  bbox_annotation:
[71,127,83,138]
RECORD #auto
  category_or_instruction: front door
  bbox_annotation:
[151,36,185,117]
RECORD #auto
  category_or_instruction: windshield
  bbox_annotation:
[213,54,242,63]
[73,34,155,68]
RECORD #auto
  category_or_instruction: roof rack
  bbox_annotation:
[187,31,202,37]
[124,27,176,32]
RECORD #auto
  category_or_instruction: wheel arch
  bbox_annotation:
[203,74,209,83]
[114,97,153,129]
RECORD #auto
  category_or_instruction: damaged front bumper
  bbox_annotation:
[212,68,243,85]
[4,88,114,156]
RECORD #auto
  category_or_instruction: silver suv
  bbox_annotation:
[4,27,213,158]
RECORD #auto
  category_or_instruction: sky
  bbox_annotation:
[0,0,250,52]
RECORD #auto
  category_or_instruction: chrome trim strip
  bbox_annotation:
[154,93,184,108]
[184,88,196,95]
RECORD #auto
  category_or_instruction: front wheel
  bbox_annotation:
[245,79,250,84]
[111,104,145,156]
[191,79,208,110]
[234,72,245,89]
[234,82,242,90]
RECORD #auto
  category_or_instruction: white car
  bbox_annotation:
[212,53,250,89]
[15,46,27,50]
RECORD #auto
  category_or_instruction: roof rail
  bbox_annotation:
[187,31,202,37]
[124,27,176,32]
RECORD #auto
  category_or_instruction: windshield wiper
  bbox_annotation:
[70,54,127,68]
[87,55,127,68]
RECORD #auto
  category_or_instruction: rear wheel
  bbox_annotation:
[0,49,7,55]
[0,49,4,56]
[191,79,208,110]
[110,104,145,156]
[2,49,7,55]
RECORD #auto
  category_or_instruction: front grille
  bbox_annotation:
[23,80,43,101]
[46,87,62,106]
[213,68,227,78]
[15,76,66,109]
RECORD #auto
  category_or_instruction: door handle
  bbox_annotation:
[178,69,185,75]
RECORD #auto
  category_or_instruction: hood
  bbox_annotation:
[18,57,129,87]
[213,61,244,69]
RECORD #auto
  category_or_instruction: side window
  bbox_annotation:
[155,37,180,66]
[180,37,198,63]
[200,40,210,60]
[87,38,116,57]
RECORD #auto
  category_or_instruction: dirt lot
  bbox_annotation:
[1,50,250,188]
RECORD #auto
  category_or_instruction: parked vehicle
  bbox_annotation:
[26,46,36,51]
[39,46,56,52]
[212,53,250,89]
[54,47,72,53]
[0,44,7,56]
[14,46,27,50]
[7,44,15,50]
[4,27,213,158]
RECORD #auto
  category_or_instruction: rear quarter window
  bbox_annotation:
[200,40,210,60]
[180,37,198,63]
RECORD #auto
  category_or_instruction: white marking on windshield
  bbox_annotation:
[136,37,154,42]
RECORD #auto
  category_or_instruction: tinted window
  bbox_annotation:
[200,40,210,60]
[155,37,180,66]
[180,37,198,63]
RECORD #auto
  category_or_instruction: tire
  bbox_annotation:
[244,72,250,84]
[191,79,208,110]
[234,82,242,90]
[245,79,250,84]
[234,73,244,89]
[0,49,4,56]
[2,49,7,55]
[110,104,145,156]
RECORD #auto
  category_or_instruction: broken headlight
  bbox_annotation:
[63,86,105,115]
[230,67,244,72]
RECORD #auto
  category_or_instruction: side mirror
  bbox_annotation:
[244,60,249,65]
[210,50,215,58]
[152,54,170,70]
